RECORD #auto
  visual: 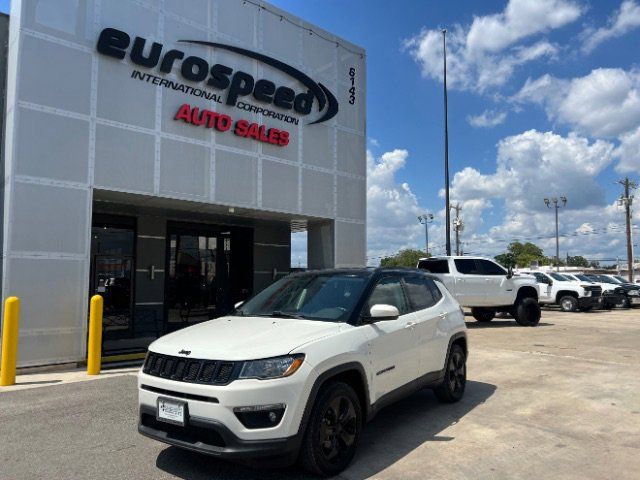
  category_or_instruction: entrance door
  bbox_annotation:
[90,217,136,346]
[165,227,234,331]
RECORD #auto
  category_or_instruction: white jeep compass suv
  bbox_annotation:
[138,268,467,476]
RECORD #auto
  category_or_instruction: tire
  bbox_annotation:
[514,297,541,326]
[299,382,362,477]
[559,295,578,312]
[471,307,495,322]
[615,297,630,309]
[434,344,466,403]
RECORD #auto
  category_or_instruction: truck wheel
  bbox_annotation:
[559,295,577,312]
[471,308,495,322]
[433,344,466,403]
[514,297,541,326]
[615,297,630,308]
[299,381,362,476]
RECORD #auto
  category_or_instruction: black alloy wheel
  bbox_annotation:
[434,344,466,403]
[299,382,362,476]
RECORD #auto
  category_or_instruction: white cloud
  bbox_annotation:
[440,130,623,259]
[467,109,508,127]
[366,149,436,263]
[582,0,640,53]
[403,0,580,92]
[615,125,640,172]
[514,68,640,138]
[368,137,380,147]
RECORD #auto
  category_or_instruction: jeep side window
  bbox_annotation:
[454,259,481,275]
[478,259,507,276]
[533,273,547,283]
[402,275,437,312]
[417,259,449,274]
[365,276,409,316]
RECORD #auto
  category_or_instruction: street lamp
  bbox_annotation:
[544,196,567,271]
[418,213,434,255]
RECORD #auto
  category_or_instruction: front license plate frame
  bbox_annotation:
[157,397,187,426]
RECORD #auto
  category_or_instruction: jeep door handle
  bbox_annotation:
[404,322,416,329]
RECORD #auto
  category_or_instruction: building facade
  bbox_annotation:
[1,1,366,366]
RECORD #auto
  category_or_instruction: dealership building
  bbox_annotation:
[0,1,366,366]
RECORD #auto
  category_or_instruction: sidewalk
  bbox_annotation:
[0,365,139,393]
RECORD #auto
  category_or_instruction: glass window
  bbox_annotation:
[478,260,506,275]
[455,259,481,275]
[403,275,437,312]
[237,273,370,322]
[417,259,449,274]
[550,273,569,281]
[365,276,409,316]
[430,280,444,302]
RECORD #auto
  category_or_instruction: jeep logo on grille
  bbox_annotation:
[178,349,191,356]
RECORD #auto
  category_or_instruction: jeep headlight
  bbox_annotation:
[239,354,305,380]
[628,290,639,296]
[584,290,592,297]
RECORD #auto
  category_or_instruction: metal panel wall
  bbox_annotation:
[2,0,365,366]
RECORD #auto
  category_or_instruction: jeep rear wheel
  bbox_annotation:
[434,344,466,403]
[471,308,495,322]
[559,295,577,312]
[514,297,541,326]
[299,382,362,477]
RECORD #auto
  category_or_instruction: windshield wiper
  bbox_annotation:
[269,310,308,319]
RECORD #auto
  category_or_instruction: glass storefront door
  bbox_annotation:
[165,228,233,330]
[90,217,136,345]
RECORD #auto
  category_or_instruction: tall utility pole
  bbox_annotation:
[618,177,637,282]
[442,29,451,256]
[451,203,463,255]
[544,196,567,271]
[418,213,434,255]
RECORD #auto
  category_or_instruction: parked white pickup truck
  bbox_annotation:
[519,271,603,312]
[417,256,540,326]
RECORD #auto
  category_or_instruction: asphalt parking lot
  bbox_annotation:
[1,308,639,480]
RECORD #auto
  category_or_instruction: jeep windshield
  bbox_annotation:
[234,272,371,322]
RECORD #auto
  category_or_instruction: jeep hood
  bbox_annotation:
[148,316,343,360]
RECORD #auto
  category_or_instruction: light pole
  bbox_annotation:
[418,213,434,255]
[442,29,451,256]
[544,196,567,271]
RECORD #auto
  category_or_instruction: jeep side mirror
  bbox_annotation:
[507,266,514,279]
[366,304,400,322]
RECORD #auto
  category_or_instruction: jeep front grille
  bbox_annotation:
[143,352,237,385]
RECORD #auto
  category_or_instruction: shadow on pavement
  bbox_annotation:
[465,320,554,328]
[15,379,63,386]
[155,380,496,479]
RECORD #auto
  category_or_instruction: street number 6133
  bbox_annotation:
[349,67,356,105]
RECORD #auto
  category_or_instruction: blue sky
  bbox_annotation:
[273,0,640,264]
[2,0,639,265]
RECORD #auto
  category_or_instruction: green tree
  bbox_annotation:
[380,249,427,268]
[566,255,589,267]
[494,241,550,268]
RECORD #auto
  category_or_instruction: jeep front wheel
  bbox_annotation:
[514,297,541,326]
[471,307,495,322]
[299,382,362,476]
[559,295,578,312]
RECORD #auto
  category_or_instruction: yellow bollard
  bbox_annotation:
[87,295,103,375]
[0,296,20,387]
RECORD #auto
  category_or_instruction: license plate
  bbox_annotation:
[157,397,186,426]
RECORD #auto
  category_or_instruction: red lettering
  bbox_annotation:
[203,110,219,128]
[258,125,270,143]
[174,103,192,123]
[267,128,279,145]
[234,119,249,137]
[217,115,232,132]
[278,130,289,146]
[246,123,260,140]
[191,107,206,126]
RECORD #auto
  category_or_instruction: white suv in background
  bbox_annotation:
[138,268,467,476]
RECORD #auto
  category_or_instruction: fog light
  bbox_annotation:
[233,403,286,429]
